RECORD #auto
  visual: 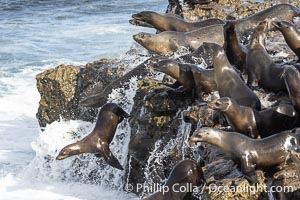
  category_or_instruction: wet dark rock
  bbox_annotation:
[36,59,125,127]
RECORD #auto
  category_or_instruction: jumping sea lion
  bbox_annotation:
[151,58,217,98]
[189,127,300,183]
[208,97,297,138]
[133,24,224,56]
[142,160,205,200]
[130,11,224,32]
[56,103,130,170]
[198,42,261,110]
[282,65,300,112]
[272,20,300,60]
[246,19,295,93]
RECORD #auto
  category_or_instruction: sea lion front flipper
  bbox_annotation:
[104,153,124,170]
[241,157,258,184]
[99,144,124,170]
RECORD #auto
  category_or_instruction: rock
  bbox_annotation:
[36,59,125,127]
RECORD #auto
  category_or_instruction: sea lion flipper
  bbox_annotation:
[241,158,258,184]
[99,144,124,170]
[104,153,124,170]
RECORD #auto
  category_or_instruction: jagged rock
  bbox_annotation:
[36,59,125,127]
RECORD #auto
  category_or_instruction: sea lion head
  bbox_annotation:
[56,143,81,160]
[189,127,220,145]
[272,20,295,33]
[208,97,232,111]
[166,160,205,187]
[133,32,153,46]
[198,42,224,59]
[151,58,180,75]
[133,32,174,55]
[130,11,156,28]
[224,20,237,32]
[250,19,270,47]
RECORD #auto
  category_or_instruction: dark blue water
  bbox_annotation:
[0,0,166,68]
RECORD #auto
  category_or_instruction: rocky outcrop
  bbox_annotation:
[36,59,125,127]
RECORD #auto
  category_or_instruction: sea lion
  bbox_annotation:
[208,97,297,138]
[56,103,130,170]
[282,65,300,112]
[235,4,300,41]
[272,20,300,59]
[166,0,183,16]
[246,19,293,92]
[198,42,261,110]
[133,24,224,56]
[142,160,204,200]
[224,20,247,72]
[151,58,217,97]
[189,127,300,183]
[130,11,225,32]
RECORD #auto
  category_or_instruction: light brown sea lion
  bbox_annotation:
[272,20,300,60]
[133,24,224,56]
[56,103,130,170]
[208,97,297,138]
[142,160,204,200]
[190,127,300,183]
[130,11,224,32]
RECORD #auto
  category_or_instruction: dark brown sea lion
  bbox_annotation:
[272,20,300,59]
[208,97,297,138]
[56,103,130,170]
[198,42,261,110]
[224,20,247,72]
[246,19,292,92]
[282,65,300,112]
[151,58,217,97]
[142,160,204,200]
[236,4,300,41]
[189,127,300,183]
[130,11,224,32]
[133,24,224,56]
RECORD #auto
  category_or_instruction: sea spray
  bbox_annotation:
[141,112,195,197]
[22,76,139,191]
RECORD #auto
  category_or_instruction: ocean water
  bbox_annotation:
[0,0,165,199]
